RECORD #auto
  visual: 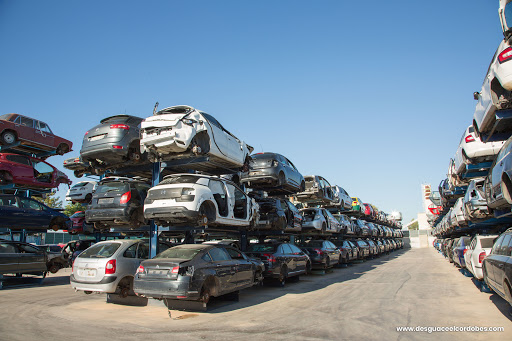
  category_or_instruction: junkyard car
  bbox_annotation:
[253,196,302,232]
[140,105,253,172]
[482,228,512,304]
[0,113,72,156]
[299,240,341,269]
[0,153,71,190]
[65,180,97,203]
[144,174,258,228]
[37,244,68,273]
[300,207,340,233]
[464,234,498,281]
[134,244,260,303]
[473,39,512,140]
[63,156,91,178]
[485,135,512,210]
[351,197,364,212]
[463,177,491,221]
[240,152,305,194]
[80,115,145,171]
[69,211,94,235]
[0,240,47,278]
[0,194,70,231]
[71,239,170,297]
[295,175,334,205]
[85,177,150,230]
[330,185,352,210]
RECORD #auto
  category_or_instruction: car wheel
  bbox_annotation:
[85,193,92,203]
[300,181,305,192]
[278,172,286,186]
[56,143,70,155]
[49,264,60,274]
[198,204,209,227]
[339,255,343,265]
[321,223,326,233]
[84,291,93,295]
[130,211,141,228]
[324,257,330,269]
[278,266,287,287]
[1,131,16,145]
[306,261,312,274]
[148,151,158,163]
[200,286,211,304]
[74,170,84,178]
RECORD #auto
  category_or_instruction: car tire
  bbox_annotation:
[56,143,70,155]
[278,172,286,186]
[85,193,92,203]
[200,286,212,304]
[306,261,312,275]
[49,264,60,274]
[278,266,287,287]
[74,170,84,178]
[300,181,305,192]
[324,257,330,269]
[1,130,16,145]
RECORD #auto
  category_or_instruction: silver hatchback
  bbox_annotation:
[70,239,169,297]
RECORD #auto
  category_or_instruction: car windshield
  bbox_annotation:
[506,2,512,30]
[0,114,11,120]
[155,246,203,260]
[247,244,278,252]
[96,182,128,193]
[160,175,203,185]
[79,243,120,258]
[70,212,85,218]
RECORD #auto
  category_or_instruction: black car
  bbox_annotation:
[332,240,356,263]
[0,240,47,279]
[483,229,512,305]
[85,177,150,230]
[80,115,144,172]
[298,240,341,269]
[253,197,302,232]
[355,240,370,259]
[133,244,260,305]
[364,239,379,257]
[240,152,305,194]
[0,194,70,231]
[246,242,310,286]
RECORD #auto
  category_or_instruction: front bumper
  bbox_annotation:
[70,274,119,293]
[133,276,199,300]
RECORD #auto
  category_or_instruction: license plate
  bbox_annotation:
[149,269,167,275]
[89,134,106,141]
[83,268,96,277]
[99,198,114,204]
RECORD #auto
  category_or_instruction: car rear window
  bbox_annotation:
[479,238,496,249]
[159,175,203,185]
[70,212,85,218]
[72,182,89,188]
[79,243,121,258]
[247,244,277,252]
[96,182,128,194]
[156,246,203,260]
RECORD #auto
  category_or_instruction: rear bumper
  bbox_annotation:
[144,206,199,223]
[80,144,127,163]
[85,207,131,224]
[133,276,199,300]
[70,274,118,293]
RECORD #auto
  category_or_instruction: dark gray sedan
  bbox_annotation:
[133,244,261,304]
[0,241,47,279]
[240,152,305,194]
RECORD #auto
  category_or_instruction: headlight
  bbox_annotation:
[181,119,196,126]
[181,188,194,195]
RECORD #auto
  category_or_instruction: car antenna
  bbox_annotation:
[153,102,159,116]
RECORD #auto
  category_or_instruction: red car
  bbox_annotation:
[0,153,71,189]
[69,211,93,235]
[0,113,72,156]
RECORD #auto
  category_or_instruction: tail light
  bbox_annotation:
[84,131,89,136]
[262,253,276,264]
[105,259,116,274]
[465,135,475,143]
[479,252,486,263]
[112,145,123,149]
[171,266,179,274]
[314,248,325,255]
[498,47,512,64]
[72,260,75,273]
[136,265,144,274]
[110,124,130,130]
[120,191,131,204]
[463,248,468,255]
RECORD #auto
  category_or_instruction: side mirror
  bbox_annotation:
[473,92,480,100]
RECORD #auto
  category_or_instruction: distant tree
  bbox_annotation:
[33,191,62,209]
[63,202,87,217]
[408,220,419,230]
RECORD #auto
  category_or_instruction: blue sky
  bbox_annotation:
[0,0,504,223]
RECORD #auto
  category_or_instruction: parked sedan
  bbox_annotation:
[134,244,260,304]
[300,207,340,233]
[331,213,356,235]
[485,135,512,210]
[246,242,310,286]
[0,113,72,156]
[298,240,341,269]
[473,39,512,140]
[353,219,370,237]
[452,236,471,268]
[144,174,258,228]
[0,240,48,279]
[0,153,71,190]
[65,180,96,203]
[332,240,358,263]
[140,105,253,172]
[330,186,352,211]
[464,234,498,281]
[71,239,171,297]
[86,177,150,230]
[80,115,145,171]
[355,240,370,259]
[240,152,305,194]
[253,197,302,232]
[0,194,70,231]
[295,175,335,205]
[483,228,512,305]
[463,177,491,221]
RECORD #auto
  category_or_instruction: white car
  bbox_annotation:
[473,39,512,139]
[329,185,352,210]
[452,125,504,178]
[144,173,258,228]
[452,197,468,227]
[140,105,253,172]
[65,180,97,203]
[463,234,498,281]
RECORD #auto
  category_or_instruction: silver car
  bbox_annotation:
[70,239,170,297]
[463,177,491,221]
[300,207,339,233]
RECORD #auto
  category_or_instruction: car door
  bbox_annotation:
[35,120,54,148]
[224,247,253,287]
[494,234,512,293]
[485,235,504,286]
[31,159,56,186]
[324,241,339,264]
[18,198,51,229]
[0,242,19,274]
[490,139,512,205]
[280,244,295,273]
[17,243,46,272]
[284,157,300,188]
[12,115,36,143]
[208,247,237,294]
[202,113,241,164]
[0,195,24,228]
[121,242,143,276]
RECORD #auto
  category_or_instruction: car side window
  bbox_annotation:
[499,235,511,256]
[6,155,31,166]
[32,160,54,174]
[19,116,34,128]
[289,244,301,254]
[123,244,138,258]
[0,196,19,207]
[224,247,245,260]
[137,243,149,259]
[209,247,231,261]
[19,198,43,211]
[506,237,512,257]
[491,235,504,254]
[37,121,52,134]
[202,253,213,262]
[18,244,42,253]
[0,243,18,253]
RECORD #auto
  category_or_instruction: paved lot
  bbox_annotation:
[0,248,510,341]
